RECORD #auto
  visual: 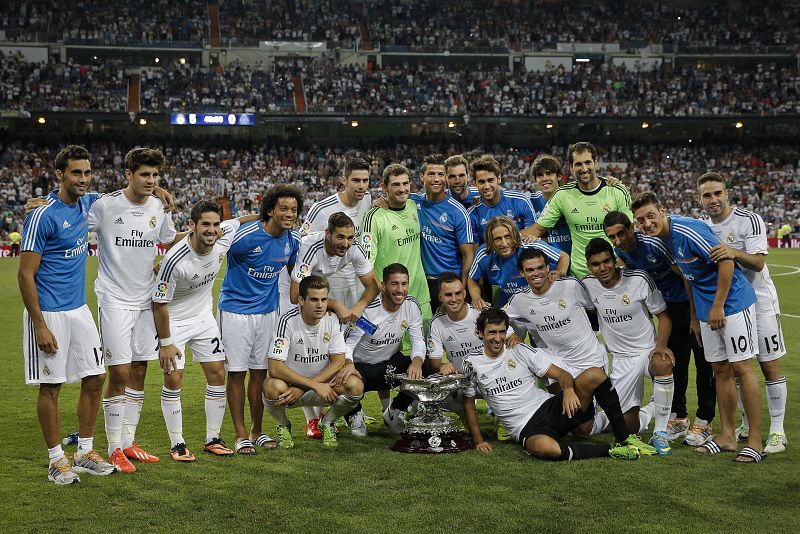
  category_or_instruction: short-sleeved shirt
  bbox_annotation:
[410,192,474,277]
[582,269,666,358]
[152,220,238,326]
[464,344,561,441]
[269,307,346,377]
[536,179,632,279]
[665,215,756,321]
[427,306,482,372]
[451,187,480,210]
[504,278,607,370]
[469,242,562,307]
[701,208,779,310]
[218,221,300,315]
[90,190,176,310]
[21,192,100,311]
[468,189,537,245]
[345,295,425,364]
[529,190,546,219]
[615,232,687,303]
[360,202,430,305]
[291,231,372,283]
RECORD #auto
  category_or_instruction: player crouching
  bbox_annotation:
[463,308,640,461]
[263,276,364,448]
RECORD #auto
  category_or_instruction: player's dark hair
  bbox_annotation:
[327,212,355,233]
[381,163,411,185]
[530,154,563,178]
[344,157,370,179]
[444,154,469,173]
[696,171,727,189]
[190,200,223,224]
[586,237,615,263]
[567,141,598,165]
[299,274,329,299]
[124,147,165,173]
[485,217,520,255]
[476,307,509,333]
[420,153,446,175]
[603,210,632,230]
[260,185,305,222]
[437,271,462,294]
[383,263,409,281]
[630,191,662,213]
[54,145,91,172]
[471,155,501,178]
[517,247,549,272]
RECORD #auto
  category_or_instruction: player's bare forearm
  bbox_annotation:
[355,273,380,311]
[554,251,570,277]
[459,244,475,286]
[520,222,546,239]
[463,396,485,445]
[152,301,172,339]
[311,354,345,385]
[466,278,484,304]
[654,310,672,348]
[18,252,46,327]
[153,187,174,211]
[712,259,734,312]
[267,359,317,392]
[236,213,259,224]
[290,281,300,304]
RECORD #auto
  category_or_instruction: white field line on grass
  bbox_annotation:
[768,264,800,277]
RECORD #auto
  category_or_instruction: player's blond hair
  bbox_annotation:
[485,217,521,254]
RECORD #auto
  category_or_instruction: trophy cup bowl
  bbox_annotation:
[384,366,473,453]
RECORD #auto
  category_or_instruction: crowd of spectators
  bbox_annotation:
[1,141,797,244]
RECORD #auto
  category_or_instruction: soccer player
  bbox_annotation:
[698,172,788,453]
[360,164,431,317]
[9,228,21,256]
[264,275,365,448]
[632,192,764,463]
[603,211,716,445]
[410,154,474,312]
[19,145,115,484]
[462,308,641,461]
[467,155,541,246]
[522,142,632,280]
[152,201,253,461]
[582,238,675,455]
[530,154,571,255]
[217,185,303,454]
[468,217,568,309]
[343,263,432,435]
[444,154,480,209]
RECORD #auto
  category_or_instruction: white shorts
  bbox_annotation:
[609,352,652,412]
[172,316,226,371]
[755,309,785,362]
[700,304,758,364]
[98,307,158,366]
[24,306,104,385]
[217,309,277,372]
[327,273,363,310]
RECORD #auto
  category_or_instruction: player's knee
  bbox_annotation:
[227,370,246,384]
[38,383,61,400]
[759,359,781,380]
[651,358,673,376]
[525,436,561,459]
[82,373,106,393]
[711,361,731,378]
[730,359,756,378]
[345,375,364,396]
[107,365,130,390]
[163,372,183,390]
[577,367,606,389]
[264,378,287,400]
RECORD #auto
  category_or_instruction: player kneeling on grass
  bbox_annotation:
[263,275,365,448]
[462,308,642,461]
[153,201,245,461]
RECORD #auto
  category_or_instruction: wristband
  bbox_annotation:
[159,337,173,347]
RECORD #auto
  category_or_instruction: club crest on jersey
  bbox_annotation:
[439,213,448,223]
[621,294,630,306]
[284,243,290,255]
[297,263,312,278]
[558,298,566,310]
[646,254,657,264]
[323,331,330,343]
[219,253,224,263]
[726,232,735,244]
[506,210,513,218]
[149,216,157,228]
[401,320,408,330]
[507,359,516,369]
[106,348,112,360]
[43,365,50,376]
[300,221,311,234]
[603,204,610,214]
[273,338,287,351]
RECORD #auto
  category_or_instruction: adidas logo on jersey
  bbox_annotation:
[480,373,488,379]
[571,207,579,213]
[447,335,454,341]
[297,338,304,344]
[391,224,398,230]
[114,217,124,224]
[191,274,199,280]
[253,246,263,253]
[491,264,500,271]
[62,220,71,229]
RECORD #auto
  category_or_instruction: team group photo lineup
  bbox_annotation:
[1,0,798,531]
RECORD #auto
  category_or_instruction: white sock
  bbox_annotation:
[122,388,144,449]
[638,402,655,433]
[75,437,94,459]
[102,395,125,455]
[302,406,322,423]
[205,384,227,443]
[161,387,184,447]
[322,394,362,426]
[263,395,291,426]
[652,375,674,433]
[48,444,66,463]
[735,378,749,430]
[591,411,609,435]
[766,377,787,435]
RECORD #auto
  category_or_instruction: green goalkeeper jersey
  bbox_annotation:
[361,201,431,305]
[536,179,632,279]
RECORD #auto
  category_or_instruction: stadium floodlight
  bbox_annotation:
[37,117,46,124]
[138,118,147,126]
[154,57,160,64]
[735,121,744,129]
[447,121,456,128]
[641,121,650,129]
[351,120,359,127]
[576,58,590,63]
[545,122,554,129]
[179,57,186,64]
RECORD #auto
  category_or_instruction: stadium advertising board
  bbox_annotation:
[170,113,254,126]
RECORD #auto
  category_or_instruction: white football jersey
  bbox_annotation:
[90,191,176,309]
[582,269,666,358]
[345,295,425,364]
[268,307,346,377]
[290,231,372,282]
[702,208,779,312]
[427,305,482,372]
[152,219,238,326]
[464,344,560,441]
[299,191,373,280]
[504,278,607,370]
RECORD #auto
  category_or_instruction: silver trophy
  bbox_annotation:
[384,366,472,453]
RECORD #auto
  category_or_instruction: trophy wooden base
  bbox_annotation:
[391,432,473,454]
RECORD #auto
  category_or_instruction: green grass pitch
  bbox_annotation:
[1,250,799,533]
